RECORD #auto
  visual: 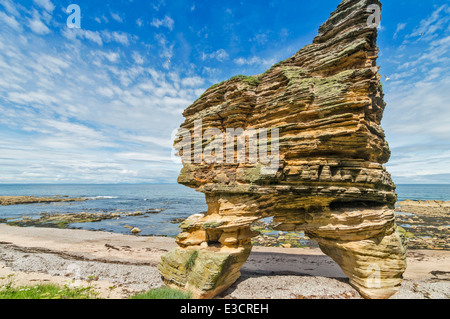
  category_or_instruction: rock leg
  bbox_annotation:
[158,244,251,299]
[300,208,407,299]
[316,232,407,299]
[158,194,260,298]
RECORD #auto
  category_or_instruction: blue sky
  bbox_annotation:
[0,0,449,184]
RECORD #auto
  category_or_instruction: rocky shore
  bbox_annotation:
[1,198,448,250]
[1,209,165,233]
[396,200,450,217]
[0,196,87,206]
[247,199,450,251]
[250,219,318,249]
[252,199,450,251]
[395,200,450,250]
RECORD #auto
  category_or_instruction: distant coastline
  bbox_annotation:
[0,196,87,206]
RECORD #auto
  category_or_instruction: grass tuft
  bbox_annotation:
[130,287,192,299]
[0,282,98,299]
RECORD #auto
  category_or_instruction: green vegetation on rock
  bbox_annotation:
[185,250,199,271]
[204,74,262,94]
[201,220,225,229]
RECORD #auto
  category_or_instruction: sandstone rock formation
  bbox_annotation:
[158,0,407,299]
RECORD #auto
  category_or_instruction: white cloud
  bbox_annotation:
[181,76,204,87]
[234,56,275,67]
[151,0,166,12]
[83,31,103,45]
[151,15,174,31]
[92,50,121,63]
[8,90,59,105]
[28,10,50,35]
[0,11,22,31]
[201,49,229,62]
[0,0,20,16]
[102,31,131,45]
[394,23,407,39]
[61,28,134,46]
[33,0,55,13]
[62,29,134,47]
[250,33,268,45]
[407,5,450,40]
[381,5,450,183]
[111,12,123,23]
[95,15,109,24]
[96,86,115,98]
[35,54,70,75]
[132,51,144,64]
[155,33,174,69]
[62,28,103,45]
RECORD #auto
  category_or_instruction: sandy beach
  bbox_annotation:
[0,224,449,299]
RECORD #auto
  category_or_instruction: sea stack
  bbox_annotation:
[158,0,407,299]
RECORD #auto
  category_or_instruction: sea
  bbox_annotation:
[0,184,449,237]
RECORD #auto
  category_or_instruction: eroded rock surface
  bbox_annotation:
[158,0,407,299]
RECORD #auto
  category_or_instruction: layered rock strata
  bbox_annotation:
[158,0,407,299]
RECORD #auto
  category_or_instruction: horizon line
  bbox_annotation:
[0,183,449,186]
